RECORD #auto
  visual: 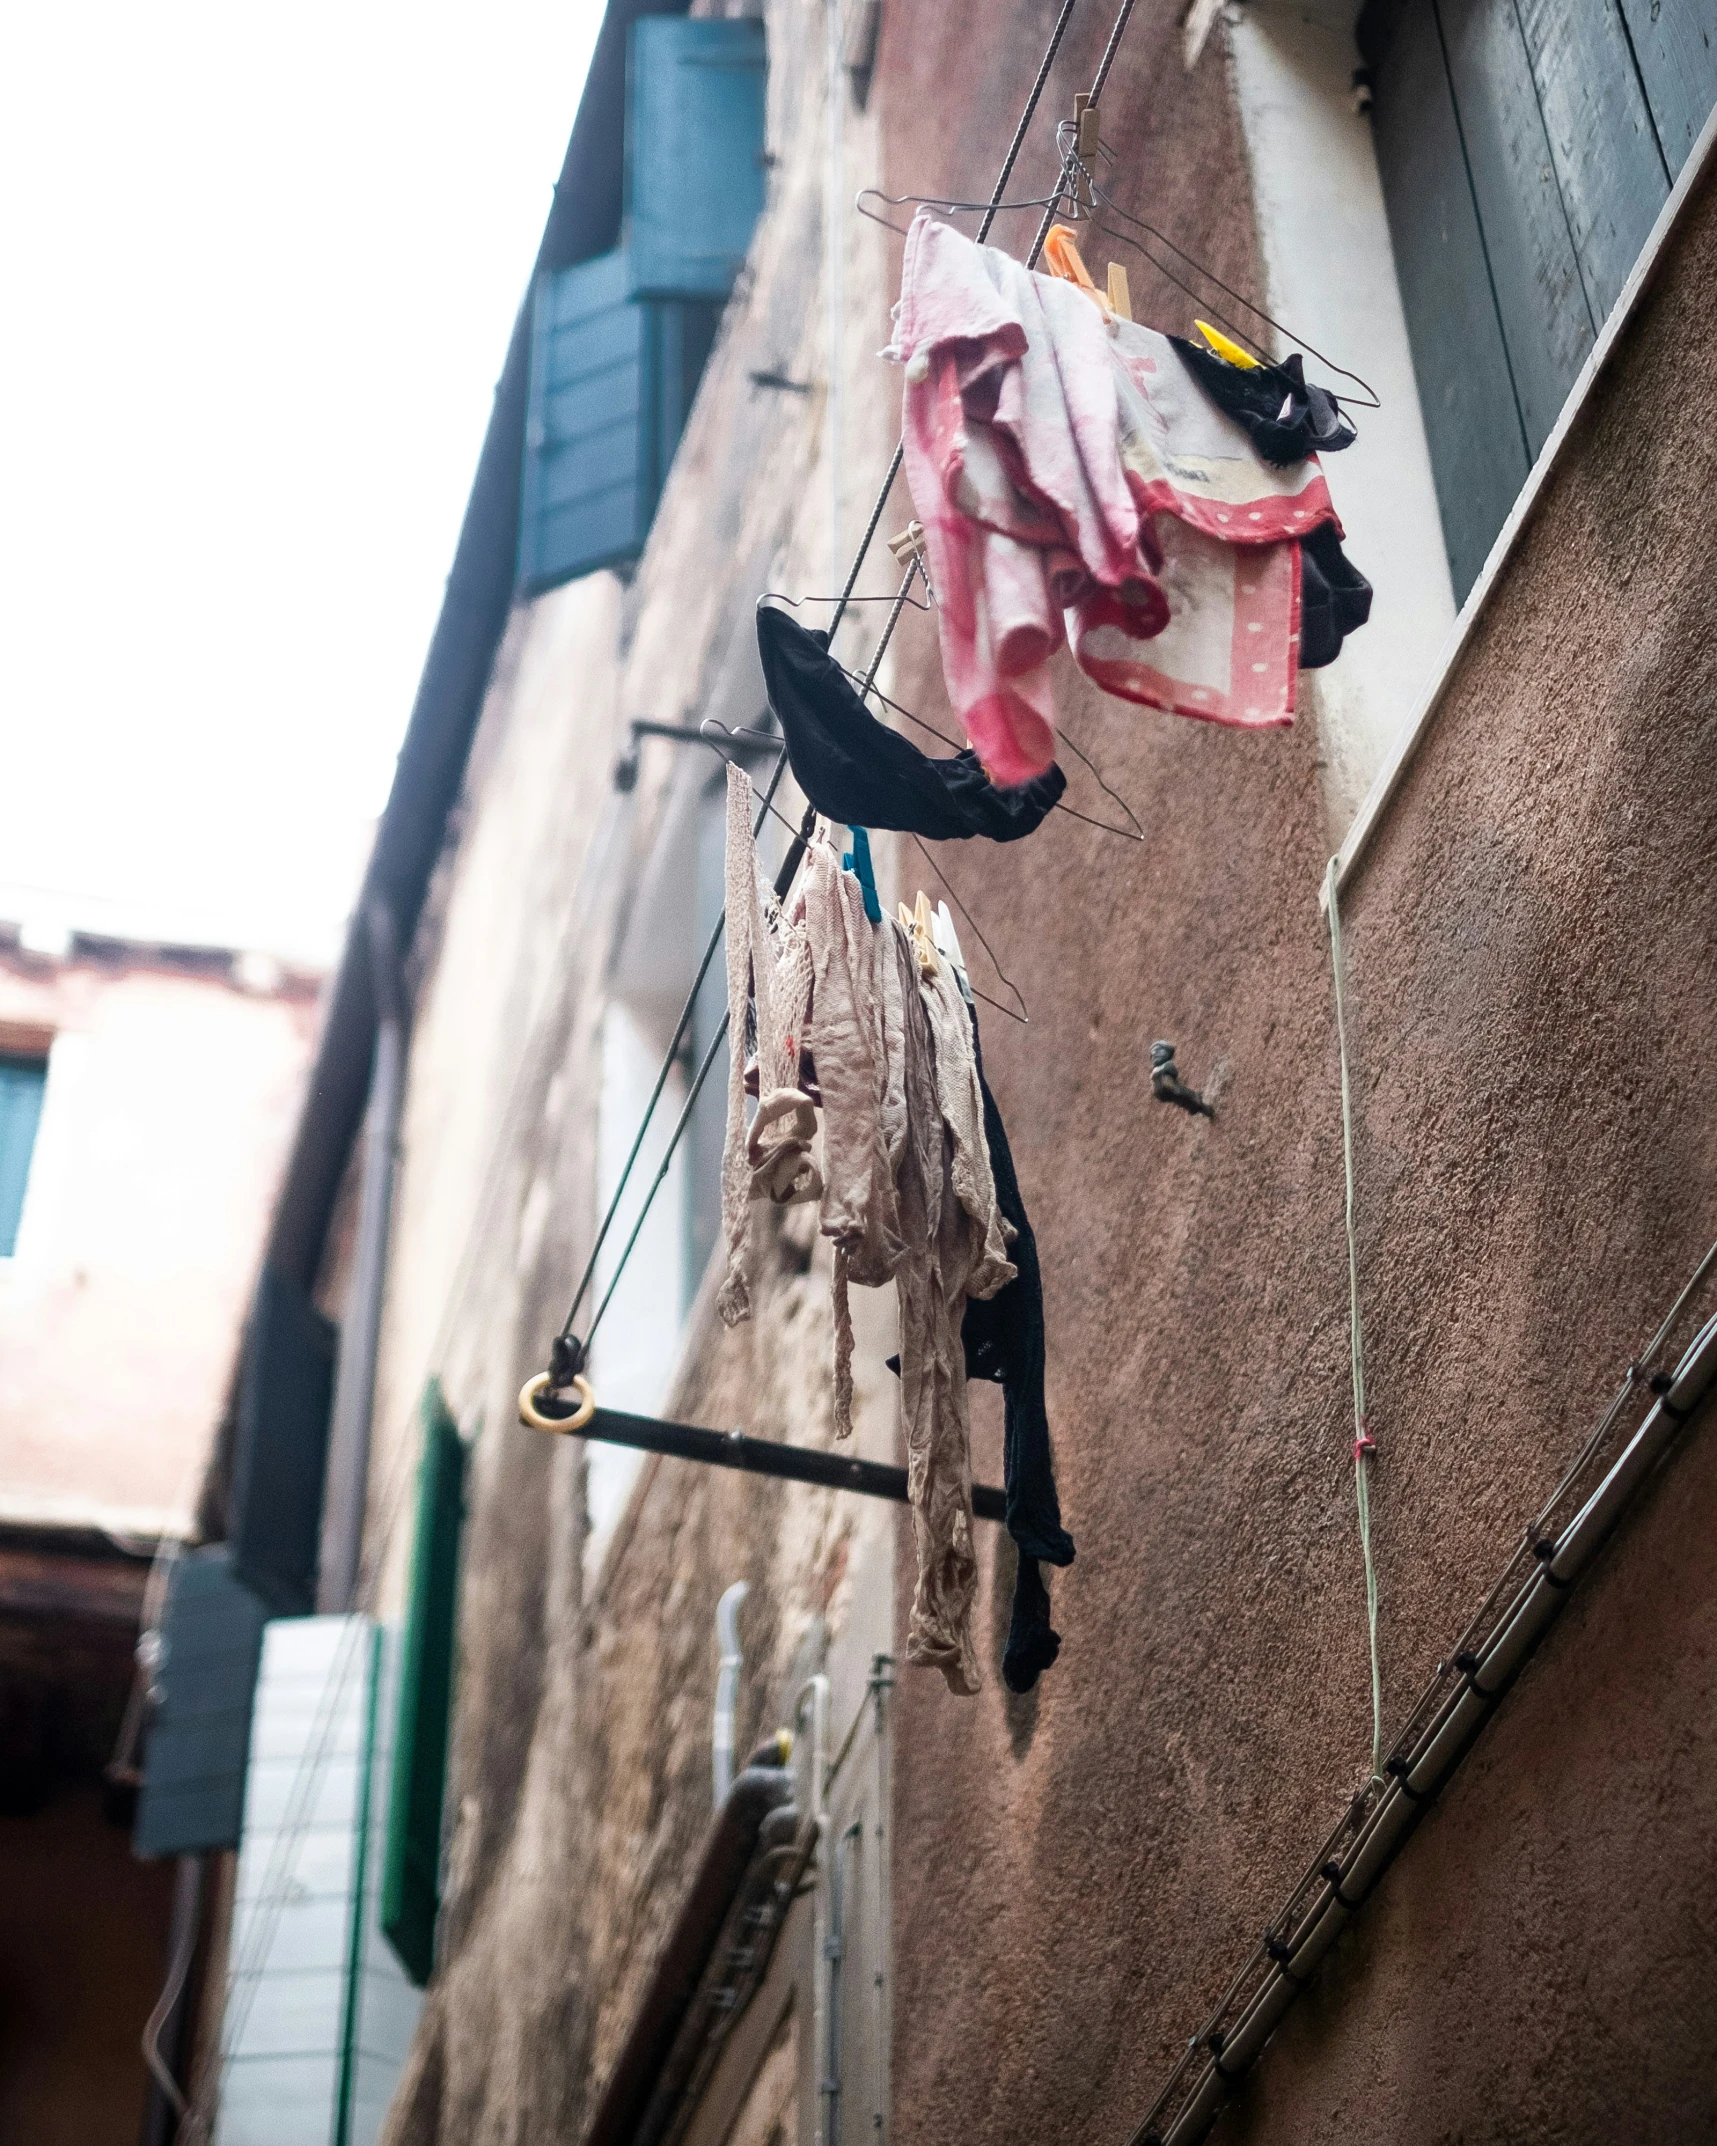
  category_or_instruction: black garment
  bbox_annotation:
[964,1021,1074,1694]
[881,1015,1074,1692]
[1168,338,1357,465]
[1166,344,1371,671]
[1299,521,1373,671]
[756,605,1066,840]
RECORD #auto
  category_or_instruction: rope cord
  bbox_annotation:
[1325,855,1383,1780]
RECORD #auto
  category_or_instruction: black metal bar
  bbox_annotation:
[555,1407,1008,1522]
[629,719,777,753]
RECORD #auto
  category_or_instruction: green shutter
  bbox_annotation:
[0,1053,47,1258]
[380,1384,466,1987]
[626,17,768,299]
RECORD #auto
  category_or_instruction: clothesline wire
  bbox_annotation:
[905,832,1030,1024]
[552,0,1143,1373]
[565,563,922,1360]
[1089,176,1381,407]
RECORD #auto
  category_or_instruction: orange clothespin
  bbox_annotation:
[1042,227,1112,319]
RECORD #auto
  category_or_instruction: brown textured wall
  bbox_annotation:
[882,8,1717,2144]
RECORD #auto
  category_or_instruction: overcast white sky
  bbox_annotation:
[0,0,605,966]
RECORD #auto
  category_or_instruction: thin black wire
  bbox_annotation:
[576,565,922,1357]
[554,751,795,1346]
[904,833,1029,1024]
[556,0,1145,1369]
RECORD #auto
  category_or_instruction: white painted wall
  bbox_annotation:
[587,999,689,1567]
[1225,0,1457,827]
[215,1616,420,2146]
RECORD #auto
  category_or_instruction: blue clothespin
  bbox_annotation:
[841,825,883,924]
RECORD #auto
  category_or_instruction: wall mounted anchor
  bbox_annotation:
[1150,1041,1215,1119]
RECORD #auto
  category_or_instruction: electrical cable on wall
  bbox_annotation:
[1325,856,1385,1781]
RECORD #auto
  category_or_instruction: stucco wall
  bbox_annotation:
[374,1,903,2133]
[880,13,1717,2144]
[369,0,1717,2139]
[0,950,319,1534]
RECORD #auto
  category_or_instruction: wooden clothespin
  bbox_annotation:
[1072,93,1100,209]
[1106,261,1133,321]
[887,520,927,569]
[898,892,940,978]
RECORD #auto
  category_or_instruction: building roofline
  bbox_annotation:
[263,0,688,1292]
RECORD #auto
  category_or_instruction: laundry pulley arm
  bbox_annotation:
[519,1380,1007,1522]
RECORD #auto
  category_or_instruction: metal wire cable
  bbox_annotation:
[547,0,1148,1380]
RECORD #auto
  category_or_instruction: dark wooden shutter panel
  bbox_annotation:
[231,1266,337,1616]
[1372,0,1530,600]
[380,1385,466,1987]
[626,17,768,298]
[1617,0,1717,176]
[1514,0,1670,320]
[134,1547,269,1857]
[1437,0,1595,454]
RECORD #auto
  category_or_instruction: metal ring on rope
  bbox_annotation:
[519,1371,596,1434]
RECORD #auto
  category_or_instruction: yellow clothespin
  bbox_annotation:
[1042,227,1112,319]
[1106,262,1133,321]
[1194,318,1261,370]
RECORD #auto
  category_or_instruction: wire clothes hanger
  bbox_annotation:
[831,660,1146,844]
[1044,122,1381,407]
[758,588,934,614]
[855,182,1074,239]
[532,0,1140,1398]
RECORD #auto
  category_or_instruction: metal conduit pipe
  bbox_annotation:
[713,1582,750,1808]
[1148,1306,1717,2146]
[822,1820,863,2146]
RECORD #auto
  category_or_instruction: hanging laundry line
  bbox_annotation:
[535,0,1131,1392]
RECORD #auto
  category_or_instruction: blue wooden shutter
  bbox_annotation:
[519,249,653,593]
[380,1385,466,1987]
[230,1266,337,1615]
[134,1547,270,1857]
[626,17,768,298]
[0,1053,47,1257]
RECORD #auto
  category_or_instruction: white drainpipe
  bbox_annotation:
[712,1581,750,1808]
